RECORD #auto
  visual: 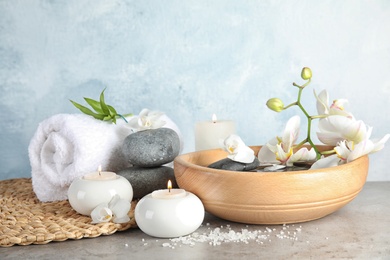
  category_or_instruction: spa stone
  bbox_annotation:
[208,157,260,171]
[122,128,180,167]
[118,166,178,199]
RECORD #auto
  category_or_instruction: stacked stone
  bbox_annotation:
[119,128,181,199]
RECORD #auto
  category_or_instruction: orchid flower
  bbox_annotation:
[314,89,353,118]
[311,133,390,169]
[258,115,316,168]
[314,89,370,146]
[223,134,255,163]
[317,116,369,146]
[127,108,166,131]
[91,195,131,224]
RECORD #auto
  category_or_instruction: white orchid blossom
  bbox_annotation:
[314,89,370,146]
[91,204,113,223]
[258,115,316,168]
[91,195,131,224]
[311,133,390,169]
[317,116,369,146]
[314,89,353,118]
[223,134,255,163]
[127,108,166,131]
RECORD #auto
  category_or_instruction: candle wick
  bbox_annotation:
[98,170,101,176]
[169,187,171,193]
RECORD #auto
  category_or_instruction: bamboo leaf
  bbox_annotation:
[100,89,111,115]
[108,105,117,115]
[84,98,103,113]
[70,100,106,120]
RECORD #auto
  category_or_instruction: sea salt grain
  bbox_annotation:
[159,223,305,248]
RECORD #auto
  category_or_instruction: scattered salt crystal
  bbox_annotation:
[160,221,305,248]
[124,243,128,247]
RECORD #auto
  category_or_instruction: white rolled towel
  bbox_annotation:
[29,112,183,202]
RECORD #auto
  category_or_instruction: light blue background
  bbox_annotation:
[1,0,389,181]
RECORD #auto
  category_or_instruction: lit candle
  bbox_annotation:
[83,165,117,180]
[135,180,205,238]
[195,114,236,151]
[68,166,133,215]
[151,180,186,199]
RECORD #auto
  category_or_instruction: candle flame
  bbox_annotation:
[212,114,217,123]
[98,165,102,176]
[167,180,172,193]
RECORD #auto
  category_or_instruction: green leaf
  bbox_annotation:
[84,98,103,113]
[99,89,111,116]
[108,105,117,115]
[70,100,106,120]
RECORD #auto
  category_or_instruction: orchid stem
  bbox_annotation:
[295,80,321,159]
[283,102,298,110]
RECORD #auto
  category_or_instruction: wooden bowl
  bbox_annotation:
[174,146,369,224]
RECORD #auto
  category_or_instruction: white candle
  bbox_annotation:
[135,180,204,238]
[68,166,133,215]
[195,114,236,151]
[151,180,186,199]
[83,165,117,180]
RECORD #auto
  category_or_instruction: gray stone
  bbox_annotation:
[118,166,178,199]
[122,128,180,167]
[208,157,260,171]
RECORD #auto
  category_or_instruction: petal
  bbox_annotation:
[151,119,166,129]
[347,141,371,162]
[264,164,286,172]
[314,89,329,115]
[334,140,351,160]
[318,115,352,133]
[275,144,292,164]
[371,133,390,153]
[310,155,341,170]
[139,108,149,117]
[223,134,245,154]
[91,204,113,224]
[113,215,131,224]
[283,116,300,145]
[228,145,255,163]
[288,148,317,166]
[108,194,120,208]
[342,120,368,144]
[111,199,131,223]
[317,131,344,146]
[258,140,279,164]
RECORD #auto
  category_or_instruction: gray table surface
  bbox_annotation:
[2,182,390,260]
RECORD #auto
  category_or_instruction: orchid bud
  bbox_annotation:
[301,67,312,80]
[266,98,284,112]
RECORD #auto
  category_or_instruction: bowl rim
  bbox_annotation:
[174,145,369,177]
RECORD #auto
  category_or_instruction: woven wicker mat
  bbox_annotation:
[0,178,137,247]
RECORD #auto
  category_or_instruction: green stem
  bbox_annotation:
[295,81,321,159]
[283,101,298,110]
